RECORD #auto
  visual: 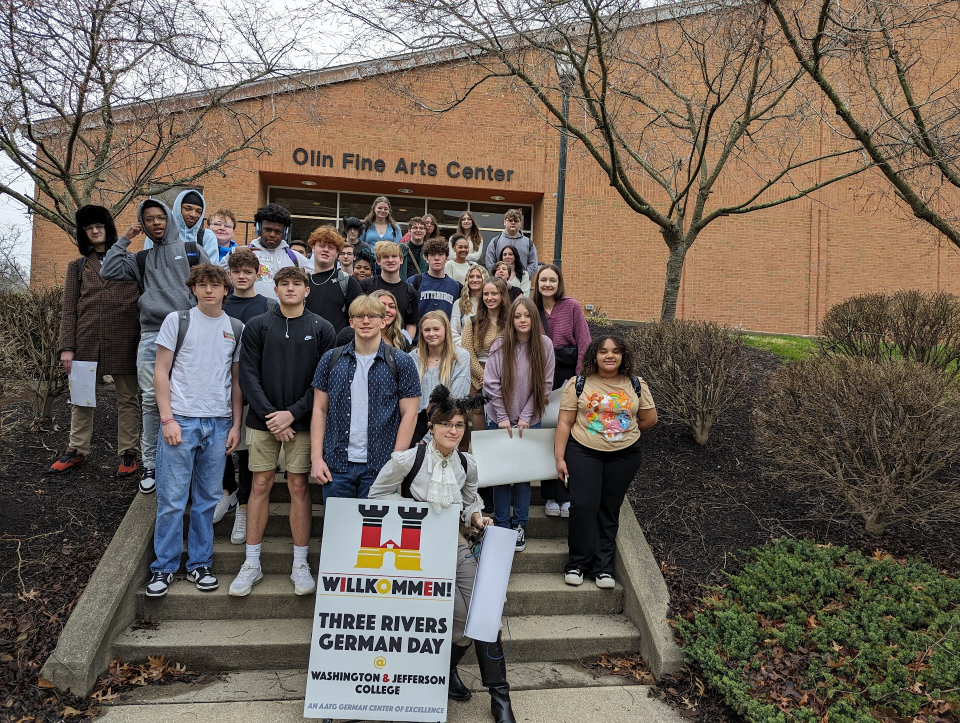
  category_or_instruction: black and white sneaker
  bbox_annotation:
[139,467,156,494]
[187,567,219,591]
[513,525,526,552]
[145,572,174,597]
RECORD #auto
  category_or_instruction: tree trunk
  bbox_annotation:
[660,231,690,322]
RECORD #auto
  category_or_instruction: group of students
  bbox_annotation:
[54,191,658,723]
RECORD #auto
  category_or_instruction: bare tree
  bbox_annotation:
[0,224,29,292]
[0,0,322,239]
[767,0,960,246]
[332,0,870,319]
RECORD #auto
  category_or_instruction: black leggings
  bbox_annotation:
[564,437,643,576]
[222,450,252,506]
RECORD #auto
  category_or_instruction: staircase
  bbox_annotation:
[112,478,644,691]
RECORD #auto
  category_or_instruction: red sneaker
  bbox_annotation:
[49,448,85,474]
[117,450,139,478]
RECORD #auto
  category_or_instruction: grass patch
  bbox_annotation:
[741,334,817,361]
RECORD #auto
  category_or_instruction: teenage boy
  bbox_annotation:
[209,208,239,262]
[338,242,356,276]
[310,295,420,501]
[230,267,337,597]
[289,240,311,259]
[484,209,538,279]
[408,237,462,320]
[399,216,428,279]
[144,263,243,598]
[343,216,370,255]
[304,225,362,333]
[213,249,277,543]
[101,199,211,494]
[360,241,419,342]
[221,203,313,299]
[52,205,141,477]
[142,189,220,260]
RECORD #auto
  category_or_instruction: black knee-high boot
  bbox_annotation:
[474,634,516,723]
[448,643,472,701]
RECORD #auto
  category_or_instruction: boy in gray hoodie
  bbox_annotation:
[101,198,211,493]
[142,189,220,260]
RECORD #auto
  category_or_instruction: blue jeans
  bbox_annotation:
[136,330,159,468]
[323,461,379,502]
[487,418,541,529]
[152,416,231,574]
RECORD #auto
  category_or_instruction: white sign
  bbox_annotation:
[464,524,515,642]
[471,428,558,488]
[68,361,98,407]
[304,497,460,721]
[540,379,569,429]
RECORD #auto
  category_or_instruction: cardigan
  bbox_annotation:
[409,347,472,412]
[482,335,555,425]
[459,316,504,390]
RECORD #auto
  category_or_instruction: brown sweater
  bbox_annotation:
[460,316,504,390]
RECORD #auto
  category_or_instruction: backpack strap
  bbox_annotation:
[284,247,300,268]
[400,444,427,498]
[265,297,279,313]
[411,274,422,292]
[383,344,399,383]
[184,241,200,267]
[228,317,243,352]
[328,344,346,373]
[457,451,468,474]
[135,249,148,287]
[172,310,192,367]
[631,376,643,397]
[575,373,586,398]
[337,270,350,313]
[75,257,87,289]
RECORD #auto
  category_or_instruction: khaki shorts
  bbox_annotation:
[246,427,311,474]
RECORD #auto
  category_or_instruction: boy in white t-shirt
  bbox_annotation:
[145,263,243,598]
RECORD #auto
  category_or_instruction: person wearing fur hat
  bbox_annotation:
[52,205,142,477]
[368,386,517,723]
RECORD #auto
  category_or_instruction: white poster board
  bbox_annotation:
[68,361,98,408]
[304,497,460,721]
[540,379,569,429]
[471,428,558,488]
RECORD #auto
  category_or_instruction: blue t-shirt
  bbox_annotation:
[409,273,462,319]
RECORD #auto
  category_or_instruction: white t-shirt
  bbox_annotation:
[156,307,241,418]
[347,352,377,463]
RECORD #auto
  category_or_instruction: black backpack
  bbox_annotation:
[133,241,201,291]
[327,343,399,383]
[400,443,468,498]
[170,310,244,369]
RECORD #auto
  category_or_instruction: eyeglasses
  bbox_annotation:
[83,223,105,232]
[143,215,167,223]
[209,221,235,229]
[351,313,383,320]
[339,250,355,257]
[434,421,466,431]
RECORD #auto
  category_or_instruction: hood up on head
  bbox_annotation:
[172,189,207,244]
[75,205,117,256]
[137,198,179,246]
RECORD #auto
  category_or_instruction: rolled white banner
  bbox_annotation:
[464,524,517,642]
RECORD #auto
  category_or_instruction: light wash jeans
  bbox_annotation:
[151,416,231,574]
[136,330,159,469]
[487,418,540,528]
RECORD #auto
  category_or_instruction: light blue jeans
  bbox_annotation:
[487,418,540,529]
[151,416,231,574]
[136,330,159,469]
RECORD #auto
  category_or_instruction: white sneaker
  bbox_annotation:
[560,501,571,518]
[228,562,263,597]
[230,507,247,545]
[213,490,238,523]
[595,573,616,589]
[544,500,561,517]
[564,569,584,586]
[291,561,316,596]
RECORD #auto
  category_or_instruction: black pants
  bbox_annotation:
[542,370,574,504]
[564,437,643,576]
[222,450,252,506]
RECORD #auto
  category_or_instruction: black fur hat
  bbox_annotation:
[426,385,486,423]
[75,205,117,256]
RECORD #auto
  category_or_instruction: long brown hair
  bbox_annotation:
[416,311,457,386]
[531,264,567,309]
[362,196,400,237]
[457,210,483,252]
[500,297,548,420]
[423,213,443,242]
[472,277,510,356]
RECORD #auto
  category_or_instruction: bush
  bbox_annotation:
[819,290,960,380]
[678,539,960,723]
[629,320,747,445]
[0,287,67,424]
[754,355,960,534]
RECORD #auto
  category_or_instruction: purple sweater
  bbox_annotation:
[542,296,592,374]
[483,335,555,425]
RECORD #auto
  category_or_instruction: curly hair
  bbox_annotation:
[227,248,260,272]
[185,262,232,292]
[579,334,638,378]
[308,224,344,252]
[423,237,449,257]
[253,203,291,228]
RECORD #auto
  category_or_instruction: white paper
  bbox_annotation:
[68,361,98,408]
[464,525,516,642]
[540,379,569,429]
[471,428,558,488]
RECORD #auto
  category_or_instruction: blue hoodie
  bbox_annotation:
[142,189,219,260]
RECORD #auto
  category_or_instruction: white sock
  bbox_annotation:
[245,543,261,568]
[236,505,247,516]
[293,545,309,567]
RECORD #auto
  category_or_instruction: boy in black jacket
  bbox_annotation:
[230,267,336,598]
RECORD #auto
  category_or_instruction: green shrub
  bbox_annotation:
[678,539,960,723]
[754,355,960,534]
[630,320,748,444]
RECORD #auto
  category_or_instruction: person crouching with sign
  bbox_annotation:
[368,386,516,723]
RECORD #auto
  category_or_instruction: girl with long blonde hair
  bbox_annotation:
[451,265,488,343]
[409,311,471,444]
[370,290,409,352]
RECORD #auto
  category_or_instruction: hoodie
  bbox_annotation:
[236,238,314,300]
[100,199,211,332]
[75,205,118,255]
[141,189,219,260]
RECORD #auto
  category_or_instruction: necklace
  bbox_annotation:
[311,268,339,286]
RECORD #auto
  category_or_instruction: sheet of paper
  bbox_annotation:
[68,361,98,408]
[471,428,558,488]
[464,524,516,642]
[540,379,569,429]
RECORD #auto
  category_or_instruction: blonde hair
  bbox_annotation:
[374,240,402,261]
[369,290,405,348]
[458,265,489,316]
[416,311,457,386]
[348,294,386,318]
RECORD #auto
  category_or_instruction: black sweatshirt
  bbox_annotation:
[238,307,337,432]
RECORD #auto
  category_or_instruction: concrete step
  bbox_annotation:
[136,572,623,621]
[112,614,641,670]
